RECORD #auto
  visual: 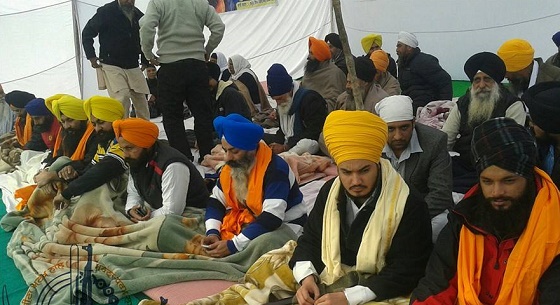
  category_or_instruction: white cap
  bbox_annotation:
[397,31,419,48]
[375,95,414,123]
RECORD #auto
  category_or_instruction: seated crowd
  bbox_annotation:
[2,7,560,304]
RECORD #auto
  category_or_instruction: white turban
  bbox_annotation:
[398,31,418,48]
[375,95,414,123]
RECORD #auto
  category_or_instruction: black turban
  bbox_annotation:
[523,81,560,134]
[354,56,376,83]
[206,61,221,81]
[464,52,506,84]
[471,117,536,178]
[325,33,342,50]
[5,90,36,108]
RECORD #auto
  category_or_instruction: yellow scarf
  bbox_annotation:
[15,114,32,147]
[457,167,560,305]
[52,123,94,161]
[320,159,409,285]
[219,141,272,240]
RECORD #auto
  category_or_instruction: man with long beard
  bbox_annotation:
[411,117,560,305]
[203,114,307,258]
[443,52,526,193]
[301,37,346,113]
[24,98,60,151]
[52,96,130,213]
[113,118,208,222]
[264,63,327,155]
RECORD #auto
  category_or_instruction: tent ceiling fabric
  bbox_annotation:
[1,0,559,99]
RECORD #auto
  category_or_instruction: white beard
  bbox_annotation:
[276,96,293,117]
[467,84,501,128]
[229,158,255,204]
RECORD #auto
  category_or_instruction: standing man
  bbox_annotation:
[411,117,560,304]
[396,31,452,112]
[546,31,560,68]
[140,0,225,163]
[290,110,432,305]
[82,0,151,120]
[324,33,347,76]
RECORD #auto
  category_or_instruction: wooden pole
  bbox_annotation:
[331,0,363,110]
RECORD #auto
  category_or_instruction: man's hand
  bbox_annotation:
[127,205,151,223]
[269,143,287,155]
[57,165,79,181]
[89,57,101,68]
[314,292,347,305]
[149,57,160,66]
[34,170,58,187]
[295,275,320,305]
[203,238,231,258]
[53,193,70,210]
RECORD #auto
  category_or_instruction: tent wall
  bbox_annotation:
[1,0,558,100]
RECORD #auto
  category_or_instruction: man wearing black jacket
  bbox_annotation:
[82,0,150,119]
[207,62,251,120]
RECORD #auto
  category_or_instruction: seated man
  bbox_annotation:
[335,56,388,113]
[264,63,328,155]
[370,49,401,96]
[0,83,15,136]
[290,111,432,305]
[376,95,453,242]
[443,52,525,193]
[360,33,398,78]
[411,117,560,304]
[113,118,209,221]
[4,90,47,151]
[207,61,251,120]
[24,98,60,151]
[203,114,308,258]
[546,31,560,69]
[324,33,347,75]
[52,96,129,211]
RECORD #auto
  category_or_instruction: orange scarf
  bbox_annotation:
[15,114,32,147]
[219,141,272,240]
[52,123,94,161]
[457,167,560,305]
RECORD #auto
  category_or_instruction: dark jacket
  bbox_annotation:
[42,127,99,173]
[215,82,251,120]
[130,141,208,210]
[82,0,147,69]
[387,53,397,79]
[398,48,452,112]
[276,88,327,149]
[410,181,560,305]
[290,172,432,302]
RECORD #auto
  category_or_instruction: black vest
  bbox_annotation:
[453,86,519,170]
[130,141,208,210]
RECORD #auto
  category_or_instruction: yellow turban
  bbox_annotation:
[83,96,124,122]
[497,39,535,72]
[323,110,387,164]
[45,94,87,122]
[370,50,389,72]
[361,34,383,54]
[113,118,159,148]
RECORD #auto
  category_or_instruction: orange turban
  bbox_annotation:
[370,50,389,72]
[83,96,124,122]
[497,39,535,72]
[361,34,383,54]
[323,110,387,165]
[113,118,159,148]
[309,37,331,62]
[45,94,87,122]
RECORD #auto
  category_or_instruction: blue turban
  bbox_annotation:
[5,91,36,108]
[25,98,50,116]
[553,31,560,47]
[267,64,293,97]
[213,113,264,151]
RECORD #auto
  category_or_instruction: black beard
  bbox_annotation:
[226,153,254,170]
[125,148,150,170]
[509,78,530,94]
[96,129,116,145]
[305,59,321,73]
[33,116,54,133]
[472,180,535,241]
[60,121,87,156]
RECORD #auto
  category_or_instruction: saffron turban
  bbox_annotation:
[45,94,87,122]
[375,95,414,123]
[370,50,389,73]
[113,118,159,149]
[83,96,124,122]
[397,31,418,48]
[309,37,331,62]
[354,56,376,82]
[323,110,388,164]
[553,31,560,47]
[25,98,50,116]
[267,63,293,96]
[471,117,536,178]
[5,91,35,108]
[497,39,535,72]
[464,52,506,84]
[361,34,383,54]
[213,113,263,151]
[325,33,342,50]
[522,81,560,134]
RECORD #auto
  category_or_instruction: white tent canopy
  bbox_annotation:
[1,0,559,99]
